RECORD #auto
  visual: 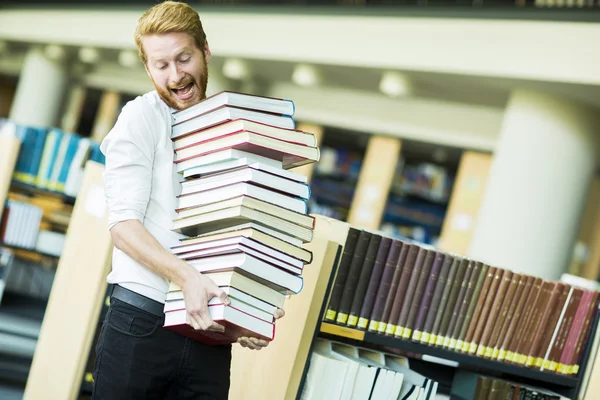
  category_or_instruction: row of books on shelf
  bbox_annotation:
[324,227,599,377]
[450,370,566,400]
[0,200,65,257]
[302,338,439,400]
[0,118,105,198]
[157,90,320,344]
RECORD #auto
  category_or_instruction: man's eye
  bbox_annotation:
[180,57,190,63]
[157,64,167,70]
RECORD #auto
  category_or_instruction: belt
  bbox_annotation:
[111,285,164,318]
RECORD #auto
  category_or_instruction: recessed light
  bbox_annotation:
[222,58,249,80]
[79,47,99,64]
[379,71,413,97]
[292,64,321,87]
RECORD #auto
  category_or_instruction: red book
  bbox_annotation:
[164,304,275,346]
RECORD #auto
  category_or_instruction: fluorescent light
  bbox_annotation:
[292,64,321,87]
[379,71,413,97]
[222,58,249,80]
[79,47,99,64]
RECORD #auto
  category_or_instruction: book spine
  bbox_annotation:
[419,254,452,344]
[543,288,582,372]
[512,279,549,365]
[435,258,468,347]
[455,262,489,352]
[450,261,484,351]
[374,242,409,334]
[491,273,526,360]
[324,227,361,322]
[385,244,419,336]
[525,282,562,367]
[355,237,393,329]
[570,292,600,375]
[428,256,459,346]
[477,269,513,358]
[497,275,535,361]
[412,252,445,342]
[461,265,495,353]
[394,247,429,338]
[468,268,503,355]
[403,249,436,339]
[534,283,570,368]
[442,259,473,348]
[334,231,372,325]
[345,235,383,328]
[366,239,403,332]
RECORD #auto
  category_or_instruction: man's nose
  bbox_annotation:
[170,64,185,85]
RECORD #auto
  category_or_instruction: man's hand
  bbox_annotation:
[182,268,231,332]
[237,307,285,350]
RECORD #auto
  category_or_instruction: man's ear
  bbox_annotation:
[204,41,212,64]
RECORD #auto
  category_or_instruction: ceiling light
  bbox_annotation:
[78,47,99,64]
[292,64,321,87]
[379,71,413,97]
[119,50,139,68]
[222,58,249,80]
[44,44,66,61]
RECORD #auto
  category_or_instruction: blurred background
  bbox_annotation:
[0,1,600,399]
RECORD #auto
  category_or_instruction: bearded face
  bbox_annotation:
[142,32,210,111]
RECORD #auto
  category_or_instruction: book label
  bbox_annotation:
[455,340,463,351]
[449,338,457,349]
[573,365,579,374]
[336,313,348,325]
[518,354,527,365]
[325,309,337,321]
[525,356,535,367]
[469,343,478,354]
[442,337,451,348]
[476,346,485,357]
[421,332,430,343]
[378,323,387,334]
[505,351,514,361]
[435,336,445,347]
[347,315,358,327]
[461,342,470,352]
[549,361,558,371]
[567,365,574,375]
[385,324,396,335]
[357,318,369,329]
[535,358,543,368]
[412,331,422,341]
[498,349,507,361]
[557,363,567,374]
[368,321,379,331]
[483,347,492,358]
[492,348,499,359]
[394,326,404,337]
[401,328,411,339]
[429,334,438,346]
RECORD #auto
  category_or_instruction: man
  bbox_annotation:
[93,2,283,399]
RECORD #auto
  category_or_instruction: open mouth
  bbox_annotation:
[171,82,194,100]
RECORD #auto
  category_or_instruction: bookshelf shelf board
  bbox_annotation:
[9,181,76,206]
[319,322,579,389]
[0,243,60,260]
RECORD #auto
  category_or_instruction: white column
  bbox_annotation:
[469,89,600,280]
[9,46,69,128]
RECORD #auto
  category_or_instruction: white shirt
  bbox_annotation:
[100,90,185,304]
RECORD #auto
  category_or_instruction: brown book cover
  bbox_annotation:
[367,240,403,332]
[324,227,361,322]
[476,269,513,358]
[539,285,574,371]
[351,237,392,329]
[532,282,570,369]
[428,256,460,346]
[435,257,469,347]
[375,242,409,334]
[403,249,436,339]
[442,259,474,348]
[394,247,429,338]
[460,265,495,353]
[467,267,503,355]
[412,252,445,342]
[524,281,563,367]
[496,275,535,361]
[384,244,420,336]
[569,291,600,375]
[420,254,452,344]
[450,261,489,351]
[512,279,550,365]
[483,272,520,359]
[334,231,373,325]
[345,234,383,327]
[556,289,592,374]
[540,287,583,372]
[490,273,527,359]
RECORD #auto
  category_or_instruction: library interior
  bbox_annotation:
[1,2,600,400]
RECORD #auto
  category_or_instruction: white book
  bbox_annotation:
[183,159,307,184]
[176,148,283,173]
[164,294,274,323]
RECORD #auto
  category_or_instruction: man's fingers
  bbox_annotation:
[274,308,285,320]
[238,337,258,350]
[249,337,269,348]
[198,307,224,332]
[209,285,231,306]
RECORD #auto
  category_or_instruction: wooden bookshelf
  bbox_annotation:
[23,161,113,400]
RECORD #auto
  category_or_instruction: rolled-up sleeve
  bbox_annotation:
[100,100,157,230]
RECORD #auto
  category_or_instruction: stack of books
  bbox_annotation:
[163,91,320,345]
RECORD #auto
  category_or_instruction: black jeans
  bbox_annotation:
[92,295,232,399]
